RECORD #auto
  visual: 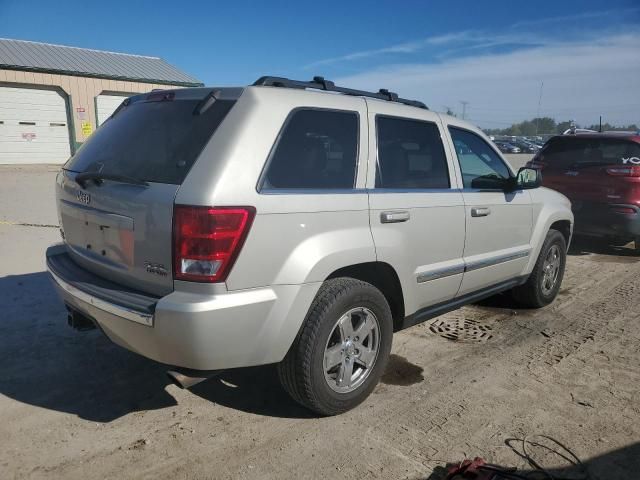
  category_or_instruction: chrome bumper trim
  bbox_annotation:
[47,266,154,327]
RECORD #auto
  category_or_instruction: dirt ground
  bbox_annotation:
[1,164,638,480]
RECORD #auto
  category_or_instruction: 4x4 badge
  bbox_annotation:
[145,262,168,276]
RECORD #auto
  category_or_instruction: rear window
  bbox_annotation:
[375,116,450,189]
[65,95,236,184]
[260,108,359,190]
[541,137,640,169]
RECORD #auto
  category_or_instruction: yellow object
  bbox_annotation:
[81,121,93,137]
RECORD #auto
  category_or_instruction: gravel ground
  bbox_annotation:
[0,164,638,480]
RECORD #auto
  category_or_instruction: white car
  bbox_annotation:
[46,76,573,415]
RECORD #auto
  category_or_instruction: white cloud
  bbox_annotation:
[306,8,639,70]
[305,31,491,69]
[334,33,640,128]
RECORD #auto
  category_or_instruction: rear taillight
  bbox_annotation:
[173,206,255,283]
[606,166,640,177]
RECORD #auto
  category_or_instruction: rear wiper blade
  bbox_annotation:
[75,172,149,188]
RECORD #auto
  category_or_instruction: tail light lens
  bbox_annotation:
[173,206,255,283]
[606,166,640,177]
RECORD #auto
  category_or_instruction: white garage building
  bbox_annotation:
[0,38,202,164]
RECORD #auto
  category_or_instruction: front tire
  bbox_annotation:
[278,278,393,416]
[511,229,567,308]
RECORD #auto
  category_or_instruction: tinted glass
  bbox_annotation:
[449,127,512,188]
[65,97,236,184]
[541,137,640,169]
[262,109,358,189]
[375,116,450,189]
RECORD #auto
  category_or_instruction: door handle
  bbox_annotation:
[380,211,410,223]
[471,207,491,217]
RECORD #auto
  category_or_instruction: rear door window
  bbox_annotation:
[542,137,640,169]
[65,93,236,184]
[375,116,450,189]
[260,108,359,190]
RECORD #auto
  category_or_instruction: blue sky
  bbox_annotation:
[1,0,639,128]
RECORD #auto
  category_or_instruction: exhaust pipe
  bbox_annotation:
[166,368,222,389]
[67,308,96,331]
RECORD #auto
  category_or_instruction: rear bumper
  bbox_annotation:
[46,245,320,370]
[573,203,640,239]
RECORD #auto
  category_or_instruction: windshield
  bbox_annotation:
[64,95,236,184]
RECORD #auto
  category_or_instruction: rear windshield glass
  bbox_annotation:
[541,137,640,169]
[64,96,236,184]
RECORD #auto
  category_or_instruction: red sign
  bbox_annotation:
[76,107,85,112]
[22,132,36,141]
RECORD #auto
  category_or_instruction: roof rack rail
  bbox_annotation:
[253,76,428,110]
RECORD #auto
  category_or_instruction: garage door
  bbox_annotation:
[0,86,72,164]
[96,94,130,127]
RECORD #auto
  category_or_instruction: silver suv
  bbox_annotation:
[46,76,573,415]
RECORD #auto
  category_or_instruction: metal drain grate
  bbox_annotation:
[429,315,493,343]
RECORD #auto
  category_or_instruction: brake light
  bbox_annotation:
[147,91,175,102]
[173,206,255,283]
[606,166,640,177]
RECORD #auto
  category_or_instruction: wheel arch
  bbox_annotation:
[326,261,405,331]
[525,206,573,275]
[550,219,572,249]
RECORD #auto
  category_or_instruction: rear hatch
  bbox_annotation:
[58,88,238,296]
[533,136,640,210]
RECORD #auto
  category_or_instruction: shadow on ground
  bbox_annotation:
[569,236,639,260]
[0,271,310,422]
[422,441,640,480]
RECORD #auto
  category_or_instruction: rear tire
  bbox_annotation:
[278,277,393,416]
[511,229,567,308]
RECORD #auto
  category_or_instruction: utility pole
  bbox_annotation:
[534,81,544,136]
[460,101,469,120]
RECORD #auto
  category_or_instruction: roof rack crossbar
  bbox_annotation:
[253,76,428,109]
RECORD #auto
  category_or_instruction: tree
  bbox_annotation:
[482,117,637,136]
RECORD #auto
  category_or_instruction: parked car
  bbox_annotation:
[494,141,522,154]
[528,132,640,251]
[511,140,540,153]
[46,76,573,415]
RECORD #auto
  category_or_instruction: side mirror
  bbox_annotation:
[515,167,542,189]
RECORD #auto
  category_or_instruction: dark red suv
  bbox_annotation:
[527,133,640,252]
